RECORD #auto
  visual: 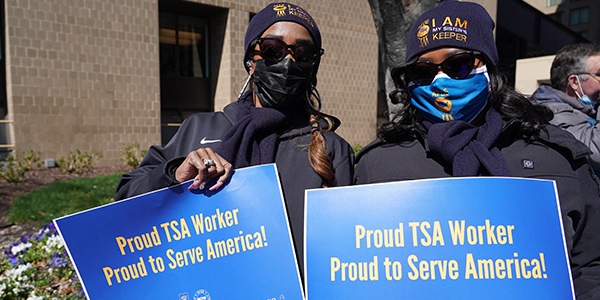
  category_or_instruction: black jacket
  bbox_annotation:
[355,122,600,299]
[115,102,355,275]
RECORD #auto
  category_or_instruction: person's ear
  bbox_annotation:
[246,60,254,75]
[567,74,580,93]
[474,56,485,68]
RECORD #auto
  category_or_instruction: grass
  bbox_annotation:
[7,173,122,226]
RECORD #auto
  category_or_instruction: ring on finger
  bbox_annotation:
[203,159,215,167]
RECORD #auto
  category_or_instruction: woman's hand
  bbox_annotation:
[175,147,233,191]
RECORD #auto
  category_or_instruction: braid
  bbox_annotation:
[308,114,335,187]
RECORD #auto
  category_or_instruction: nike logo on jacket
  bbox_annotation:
[200,137,222,144]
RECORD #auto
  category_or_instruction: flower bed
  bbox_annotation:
[0,223,86,299]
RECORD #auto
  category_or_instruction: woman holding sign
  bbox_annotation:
[354,1,600,298]
[116,2,354,274]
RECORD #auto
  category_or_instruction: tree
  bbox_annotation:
[368,0,439,119]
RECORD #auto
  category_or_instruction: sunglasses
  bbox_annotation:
[394,51,481,85]
[251,37,324,65]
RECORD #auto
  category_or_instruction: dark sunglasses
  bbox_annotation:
[250,37,324,65]
[393,51,481,85]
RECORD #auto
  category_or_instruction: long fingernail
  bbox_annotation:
[188,179,200,190]
[209,182,221,191]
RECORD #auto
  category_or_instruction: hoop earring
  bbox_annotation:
[307,85,322,111]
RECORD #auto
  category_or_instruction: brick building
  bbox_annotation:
[0,0,589,167]
[0,0,378,165]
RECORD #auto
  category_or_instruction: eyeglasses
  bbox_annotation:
[250,37,324,65]
[573,72,600,83]
[393,51,481,85]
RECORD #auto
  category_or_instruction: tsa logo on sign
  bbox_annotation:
[194,289,211,300]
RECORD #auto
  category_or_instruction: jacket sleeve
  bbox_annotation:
[114,146,184,201]
[568,161,600,299]
[114,111,233,201]
[550,104,600,170]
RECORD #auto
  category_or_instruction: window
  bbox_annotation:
[158,11,211,144]
[547,0,564,6]
[0,0,9,157]
[569,7,590,26]
[0,0,6,119]
[159,12,209,78]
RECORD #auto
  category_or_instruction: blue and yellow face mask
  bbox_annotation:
[409,65,490,123]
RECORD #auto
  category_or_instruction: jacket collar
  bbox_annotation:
[531,85,596,116]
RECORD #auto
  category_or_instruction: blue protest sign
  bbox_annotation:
[305,177,574,299]
[54,164,303,300]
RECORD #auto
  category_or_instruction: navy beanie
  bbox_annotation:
[243,2,321,70]
[405,0,499,66]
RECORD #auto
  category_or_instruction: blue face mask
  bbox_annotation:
[580,95,593,106]
[409,66,490,123]
[575,75,594,107]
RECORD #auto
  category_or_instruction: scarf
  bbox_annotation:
[426,108,511,177]
[216,91,303,168]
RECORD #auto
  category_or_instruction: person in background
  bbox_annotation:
[529,43,600,172]
[354,1,600,298]
[115,2,354,276]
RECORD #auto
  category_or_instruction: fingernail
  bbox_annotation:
[209,183,221,191]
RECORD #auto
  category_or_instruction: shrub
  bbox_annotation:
[352,144,363,156]
[0,150,41,183]
[0,155,26,183]
[121,142,147,169]
[57,150,101,175]
[20,150,42,171]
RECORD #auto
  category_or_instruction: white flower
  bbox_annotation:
[42,235,65,253]
[37,227,50,236]
[27,293,44,300]
[10,242,32,256]
[6,263,32,279]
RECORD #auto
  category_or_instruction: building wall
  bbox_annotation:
[523,0,599,44]
[201,0,379,149]
[5,0,161,165]
[514,55,553,96]
[4,0,377,166]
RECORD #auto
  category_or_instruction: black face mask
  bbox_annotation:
[252,58,314,109]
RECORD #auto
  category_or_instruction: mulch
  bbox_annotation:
[0,165,130,250]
